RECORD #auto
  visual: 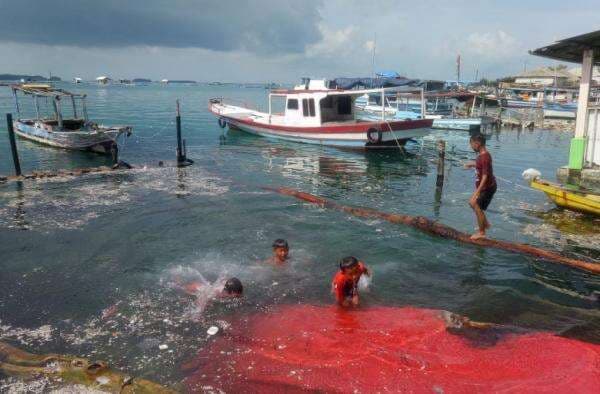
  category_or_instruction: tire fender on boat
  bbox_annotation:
[218,118,227,128]
[367,128,382,144]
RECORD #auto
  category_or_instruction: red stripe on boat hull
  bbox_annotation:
[209,107,433,135]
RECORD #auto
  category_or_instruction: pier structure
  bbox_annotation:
[531,30,600,189]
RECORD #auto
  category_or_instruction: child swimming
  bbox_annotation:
[266,239,290,265]
[331,256,371,307]
[181,277,243,298]
[168,267,243,318]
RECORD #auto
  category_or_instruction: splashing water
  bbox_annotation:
[164,265,229,318]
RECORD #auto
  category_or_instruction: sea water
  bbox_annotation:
[0,83,598,388]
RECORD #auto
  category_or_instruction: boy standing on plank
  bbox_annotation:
[464,134,497,240]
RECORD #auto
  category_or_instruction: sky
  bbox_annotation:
[0,0,599,83]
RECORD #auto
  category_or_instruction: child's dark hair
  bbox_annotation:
[339,256,359,271]
[272,239,289,249]
[223,277,243,295]
[470,133,486,145]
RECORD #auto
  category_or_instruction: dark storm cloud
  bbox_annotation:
[0,0,322,53]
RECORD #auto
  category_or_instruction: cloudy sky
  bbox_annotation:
[0,0,598,82]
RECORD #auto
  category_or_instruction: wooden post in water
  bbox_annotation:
[176,99,183,162]
[175,100,193,167]
[6,113,22,176]
[436,140,446,189]
[434,140,446,216]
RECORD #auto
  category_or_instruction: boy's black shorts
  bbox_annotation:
[477,185,497,211]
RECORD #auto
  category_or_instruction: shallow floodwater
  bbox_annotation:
[0,83,599,390]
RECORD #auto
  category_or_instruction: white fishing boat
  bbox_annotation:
[10,84,132,154]
[209,79,433,149]
[356,92,494,132]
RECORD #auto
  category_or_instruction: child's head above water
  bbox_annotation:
[339,256,363,277]
[272,239,289,263]
[223,277,243,297]
[339,256,359,271]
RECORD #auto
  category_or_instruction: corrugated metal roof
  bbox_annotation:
[530,30,600,64]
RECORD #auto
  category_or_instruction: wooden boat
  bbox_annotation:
[530,178,600,216]
[209,79,433,149]
[10,84,132,154]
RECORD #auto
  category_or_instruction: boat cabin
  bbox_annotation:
[268,79,420,126]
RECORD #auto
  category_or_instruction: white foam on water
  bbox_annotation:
[0,321,54,346]
[522,222,600,251]
[0,166,229,231]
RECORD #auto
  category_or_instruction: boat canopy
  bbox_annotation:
[376,70,404,78]
[331,77,422,90]
[11,84,86,98]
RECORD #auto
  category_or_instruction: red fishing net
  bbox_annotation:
[184,305,600,393]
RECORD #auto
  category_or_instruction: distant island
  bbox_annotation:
[132,78,152,83]
[167,80,197,84]
[0,74,61,82]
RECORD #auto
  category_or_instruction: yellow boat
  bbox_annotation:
[530,178,600,216]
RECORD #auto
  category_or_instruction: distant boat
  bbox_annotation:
[160,79,169,84]
[209,78,432,149]
[96,76,110,85]
[73,77,82,84]
[10,84,132,154]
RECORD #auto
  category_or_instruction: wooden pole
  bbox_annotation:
[33,96,40,120]
[6,113,22,177]
[11,88,20,118]
[420,88,426,118]
[268,94,272,124]
[266,186,600,274]
[175,100,193,167]
[82,96,89,122]
[436,140,445,188]
[176,99,184,163]
[381,88,385,121]
[71,96,77,118]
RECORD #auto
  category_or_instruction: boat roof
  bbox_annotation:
[11,84,85,98]
[270,86,424,97]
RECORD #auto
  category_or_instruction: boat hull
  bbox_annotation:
[543,108,576,119]
[210,103,432,149]
[228,119,429,148]
[13,120,126,154]
[531,178,600,216]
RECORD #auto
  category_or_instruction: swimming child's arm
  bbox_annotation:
[358,262,371,277]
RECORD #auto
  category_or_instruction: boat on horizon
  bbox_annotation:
[10,84,132,154]
[208,78,433,149]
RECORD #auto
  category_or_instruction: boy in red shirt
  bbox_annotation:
[332,256,371,307]
[464,134,497,240]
